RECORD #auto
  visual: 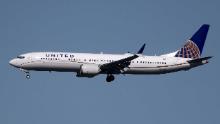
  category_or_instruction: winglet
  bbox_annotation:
[137,43,146,54]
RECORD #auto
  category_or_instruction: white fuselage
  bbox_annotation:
[9,52,195,75]
[9,24,211,82]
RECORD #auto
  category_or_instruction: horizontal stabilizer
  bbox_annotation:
[187,56,212,64]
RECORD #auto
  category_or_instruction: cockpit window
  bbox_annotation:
[17,56,25,59]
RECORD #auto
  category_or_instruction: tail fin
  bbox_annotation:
[175,24,210,59]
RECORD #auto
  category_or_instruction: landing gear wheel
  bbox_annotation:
[106,74,115,82]
[19,69,31,79]
[26,74,30,79]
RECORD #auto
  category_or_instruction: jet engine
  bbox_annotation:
[76,64,101,77]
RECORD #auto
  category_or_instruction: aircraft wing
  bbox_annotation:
[100,54,139,74]
[100,43,145,74]
[187,56,212,64]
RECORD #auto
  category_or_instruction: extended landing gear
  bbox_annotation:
[20,68,31,79]
[26,73,30,79]
[106,74,115,82]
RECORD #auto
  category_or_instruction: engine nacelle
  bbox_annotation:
[77,64,101,77]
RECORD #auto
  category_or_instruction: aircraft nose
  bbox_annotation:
[9,59,15,66]
[9,59,19,67]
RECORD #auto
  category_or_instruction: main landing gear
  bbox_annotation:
[106,74,115,82]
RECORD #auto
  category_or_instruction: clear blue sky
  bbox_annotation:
[1,0,219,124]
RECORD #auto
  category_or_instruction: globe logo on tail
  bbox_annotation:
[175,40,200,59]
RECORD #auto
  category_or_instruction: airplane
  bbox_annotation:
[9,24,212,82]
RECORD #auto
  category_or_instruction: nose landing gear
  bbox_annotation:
[20,68,31,79]
[25,73,30,79]
[106,74,115,82]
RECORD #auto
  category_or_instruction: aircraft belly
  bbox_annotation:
[125,67,161,74]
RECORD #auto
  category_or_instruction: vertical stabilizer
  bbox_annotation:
[175,24,209,59]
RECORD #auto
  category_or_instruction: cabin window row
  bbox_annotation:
[41,58,167,65]
[41,58,59,60]
[133,61,167,64]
